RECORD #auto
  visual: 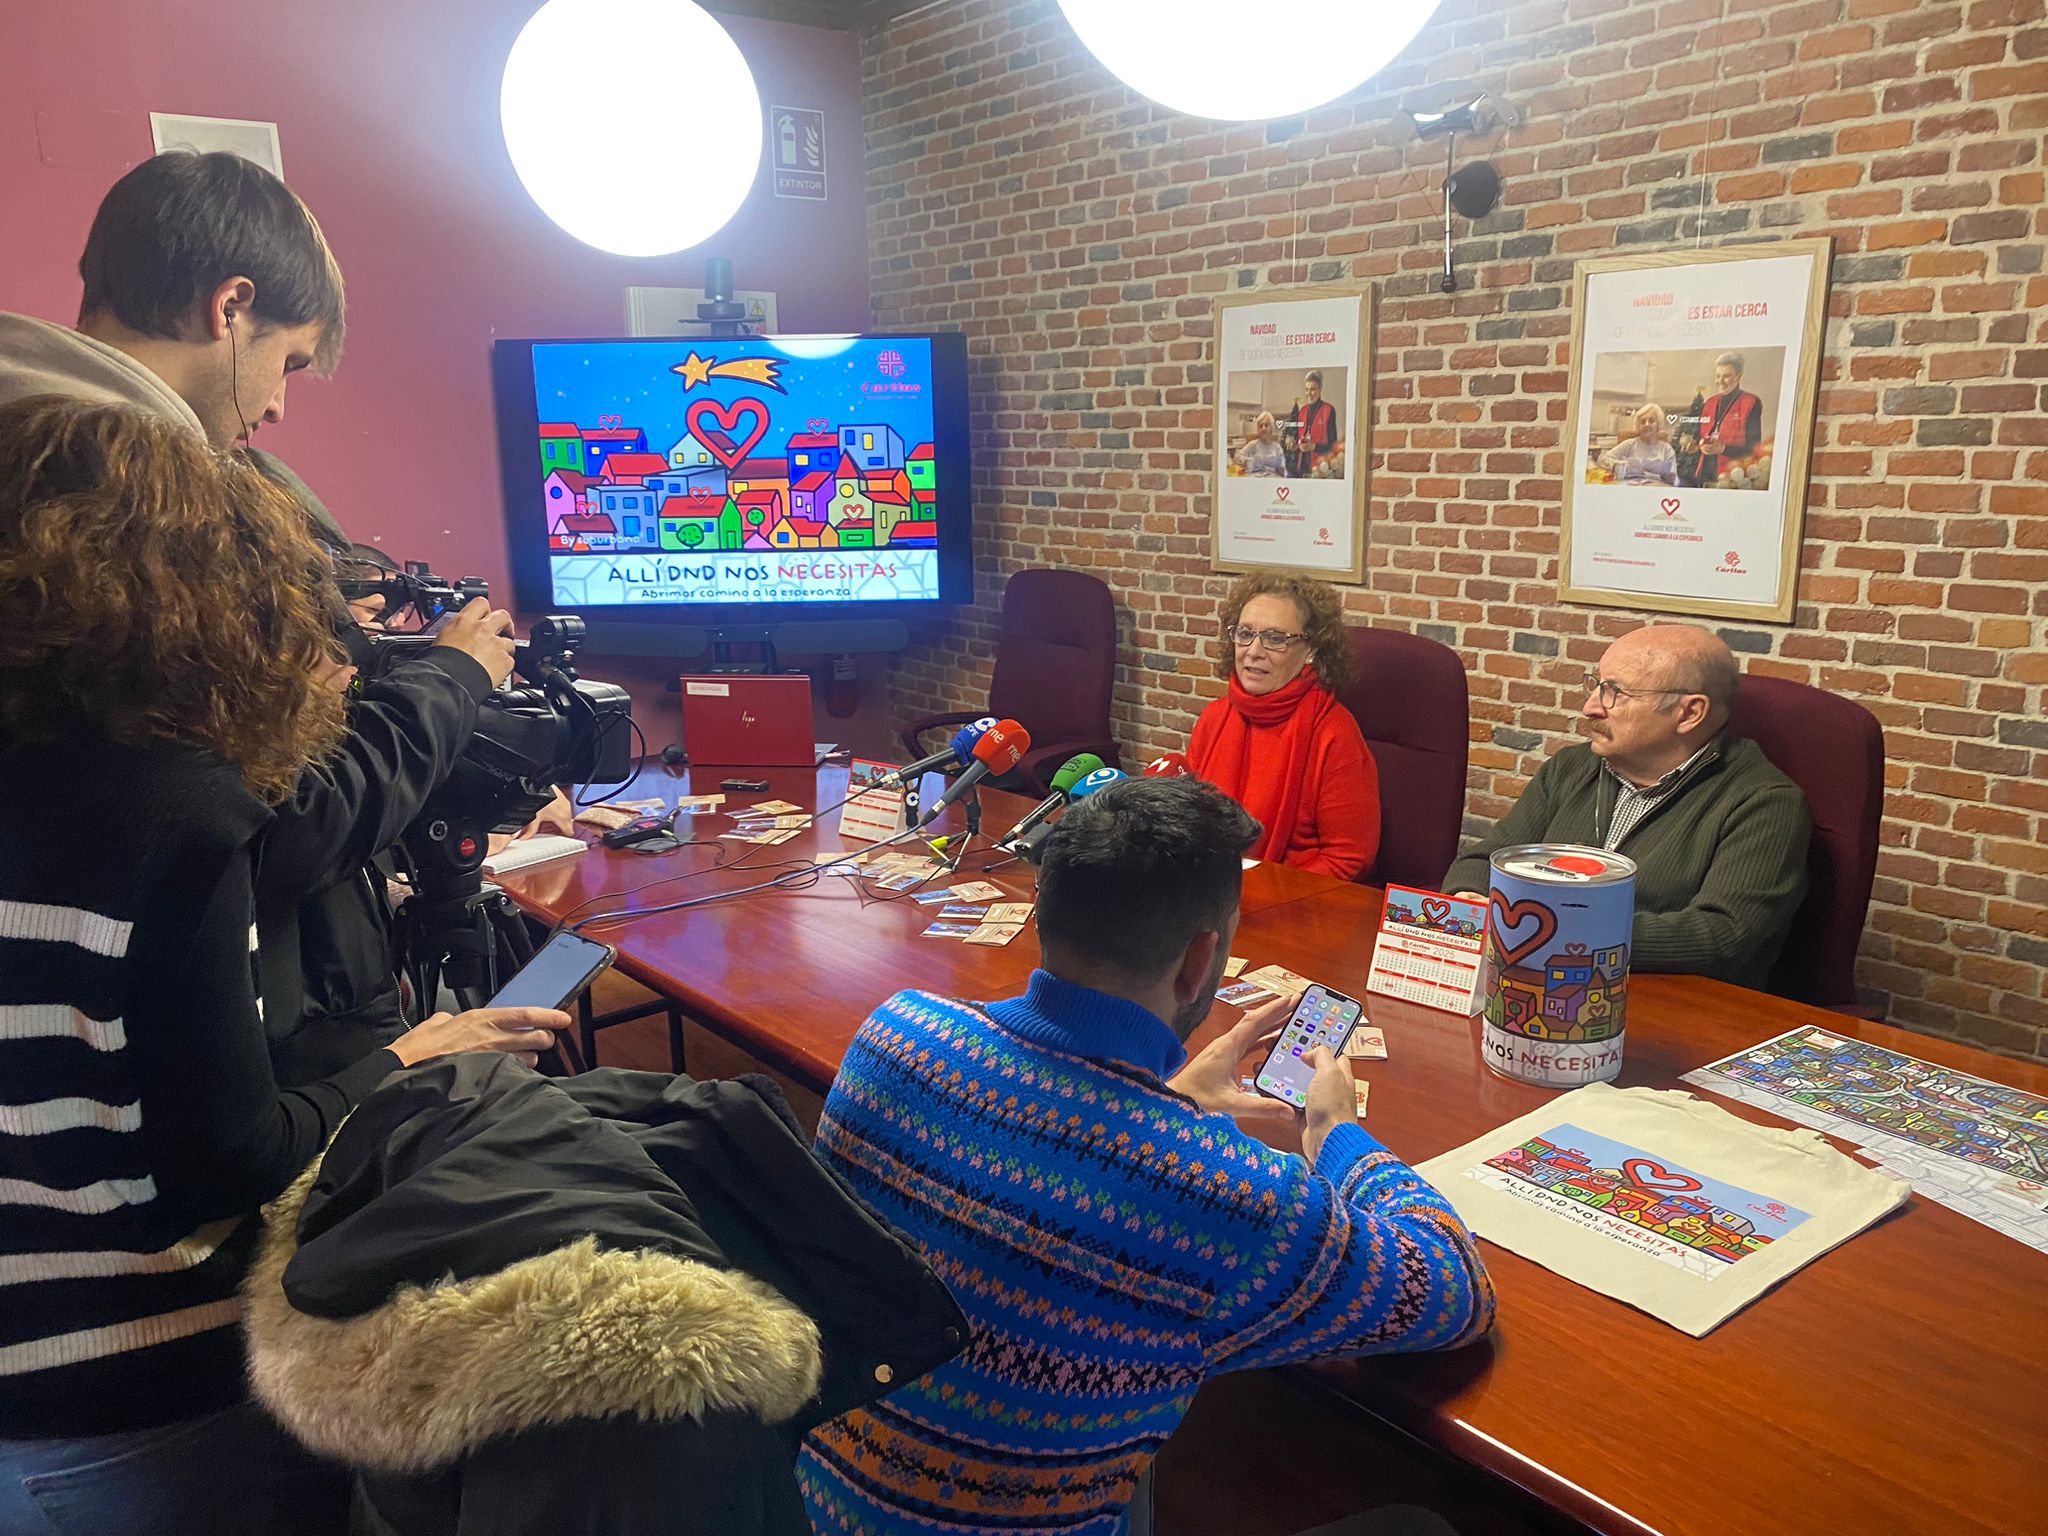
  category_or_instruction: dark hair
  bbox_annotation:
[1036,779,1260,978]
[78,151,346,374]
[0,396,347,802]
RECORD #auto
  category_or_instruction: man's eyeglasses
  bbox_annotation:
[1227,624,1307,652]
[1583,671,1688,710]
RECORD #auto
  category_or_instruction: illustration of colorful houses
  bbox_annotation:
[600,452,671,486]
[646,466,729,507]
[667,428,738,471]
[907,442,935,494]
[840,424,904,472]
[769,514,837,550]
[735,490,783,544]
[727,457,790,504]
[589,483,662,550]
[549,511,618,552]
[1486,941,1628,1040]
[790,470,833,524]
[544,469,591,521]
[658,502,738,552]
[827,454,876,527]
[540,423,584,479]
[787,432,837,478]
[835,516,876,549]
[890,517,939,544]
[579,426,646,477]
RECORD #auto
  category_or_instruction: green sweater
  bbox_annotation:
[1442,736,1811,993]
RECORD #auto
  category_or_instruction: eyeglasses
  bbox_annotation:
[1583,671,1687,710]
[1226,624,1307,652]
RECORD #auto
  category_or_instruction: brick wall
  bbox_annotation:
[860,0,2048,1060]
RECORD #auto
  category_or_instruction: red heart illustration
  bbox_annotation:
[1421,897,1451,924]
[1623,1158,1703,1196]
[685,398,772,469]
[598,414,622,430]
[1488,893,1559,969]
[1660,497,1681,516]
[1275,485,1291,501]
[806,418,828,433]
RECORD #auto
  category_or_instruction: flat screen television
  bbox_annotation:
[492,334,972,626]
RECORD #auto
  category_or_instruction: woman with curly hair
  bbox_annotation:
[1188,571,1380,880]
[0,398,565,1532]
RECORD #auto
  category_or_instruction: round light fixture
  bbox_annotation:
[1055,0,1443,121]
[500,0,762,257]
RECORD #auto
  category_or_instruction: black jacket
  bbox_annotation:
[244,450,491,1079]
[245,1056,968,1536]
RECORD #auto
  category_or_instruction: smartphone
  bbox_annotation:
[1254,984,1365,1109]
[483,930,616,1012]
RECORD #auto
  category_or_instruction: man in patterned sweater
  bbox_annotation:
[799,778,1495,1535]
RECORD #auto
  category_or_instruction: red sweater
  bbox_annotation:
[1189,673,1381,880]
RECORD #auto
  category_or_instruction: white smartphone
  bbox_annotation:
[484,930,615,1012]
[1253,984,1365,1109]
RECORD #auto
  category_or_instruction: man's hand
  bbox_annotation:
[489,788,579,858]
[432,597,518,688]
[514,787,575,841]
[1452,890,1484,902]
[347,592,388,631]
[1300,1047,1358,1165]
[1166,996,1299,1138]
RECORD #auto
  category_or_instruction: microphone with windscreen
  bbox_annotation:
[884,717,997,786]
[1001,752,1106,848]
[1143,752,1193,778]
[918,720,1031,827]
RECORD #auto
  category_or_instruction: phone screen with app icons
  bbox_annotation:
[1254,984,1364,1108]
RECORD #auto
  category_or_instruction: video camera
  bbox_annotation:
[398,612,633,898]
[336,556,490,630]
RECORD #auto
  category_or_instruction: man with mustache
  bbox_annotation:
[1444,625,1811,991]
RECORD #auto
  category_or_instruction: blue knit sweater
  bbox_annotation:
[798,972,1495,1535]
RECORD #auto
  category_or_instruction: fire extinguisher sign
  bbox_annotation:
[769,106,827,200]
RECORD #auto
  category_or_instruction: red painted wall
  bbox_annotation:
[0,0,871,603]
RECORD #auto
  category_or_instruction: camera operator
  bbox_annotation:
[0,150,531,1076]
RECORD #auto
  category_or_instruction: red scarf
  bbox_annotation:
[1193,668,1337,863]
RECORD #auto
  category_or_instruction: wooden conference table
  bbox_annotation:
[496,762,2048,1536]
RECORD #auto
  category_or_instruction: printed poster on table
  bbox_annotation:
[1559,240,1831,624]
[1417,1082,1907,1336]
[1212,285,1371,583]
[836,758,908,843]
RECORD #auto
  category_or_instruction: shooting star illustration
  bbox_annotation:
[671,352,787,393]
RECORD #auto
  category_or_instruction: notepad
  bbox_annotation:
[481,835,586,875]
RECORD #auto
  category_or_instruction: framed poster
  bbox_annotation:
[1212,285,1372,583]
[1558,240,1831,623]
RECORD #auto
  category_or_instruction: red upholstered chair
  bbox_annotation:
[1725,674,1885,1011]
[899,568,1121,795]
[1333,627,1470,892]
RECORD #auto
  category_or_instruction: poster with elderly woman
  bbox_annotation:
[1213,285,1371,583]
[1560,241,1831,623]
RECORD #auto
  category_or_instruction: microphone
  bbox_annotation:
[1067,766,1127,800]
[918,719,1030,827]
[1001,752,1106,847]
[884,717,997,786]
[1144,751,1193,778]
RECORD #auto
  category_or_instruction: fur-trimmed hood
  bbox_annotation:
[246,1154,825,1472]
[241,1057,966,1486]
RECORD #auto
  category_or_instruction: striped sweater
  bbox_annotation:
[0,733,391,1437]
[797,973,1494,1535]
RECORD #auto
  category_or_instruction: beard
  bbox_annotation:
[1170,944,1233,1041]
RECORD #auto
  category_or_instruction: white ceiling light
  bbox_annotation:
[1056,0,1443,122]
[500,0,762,257]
